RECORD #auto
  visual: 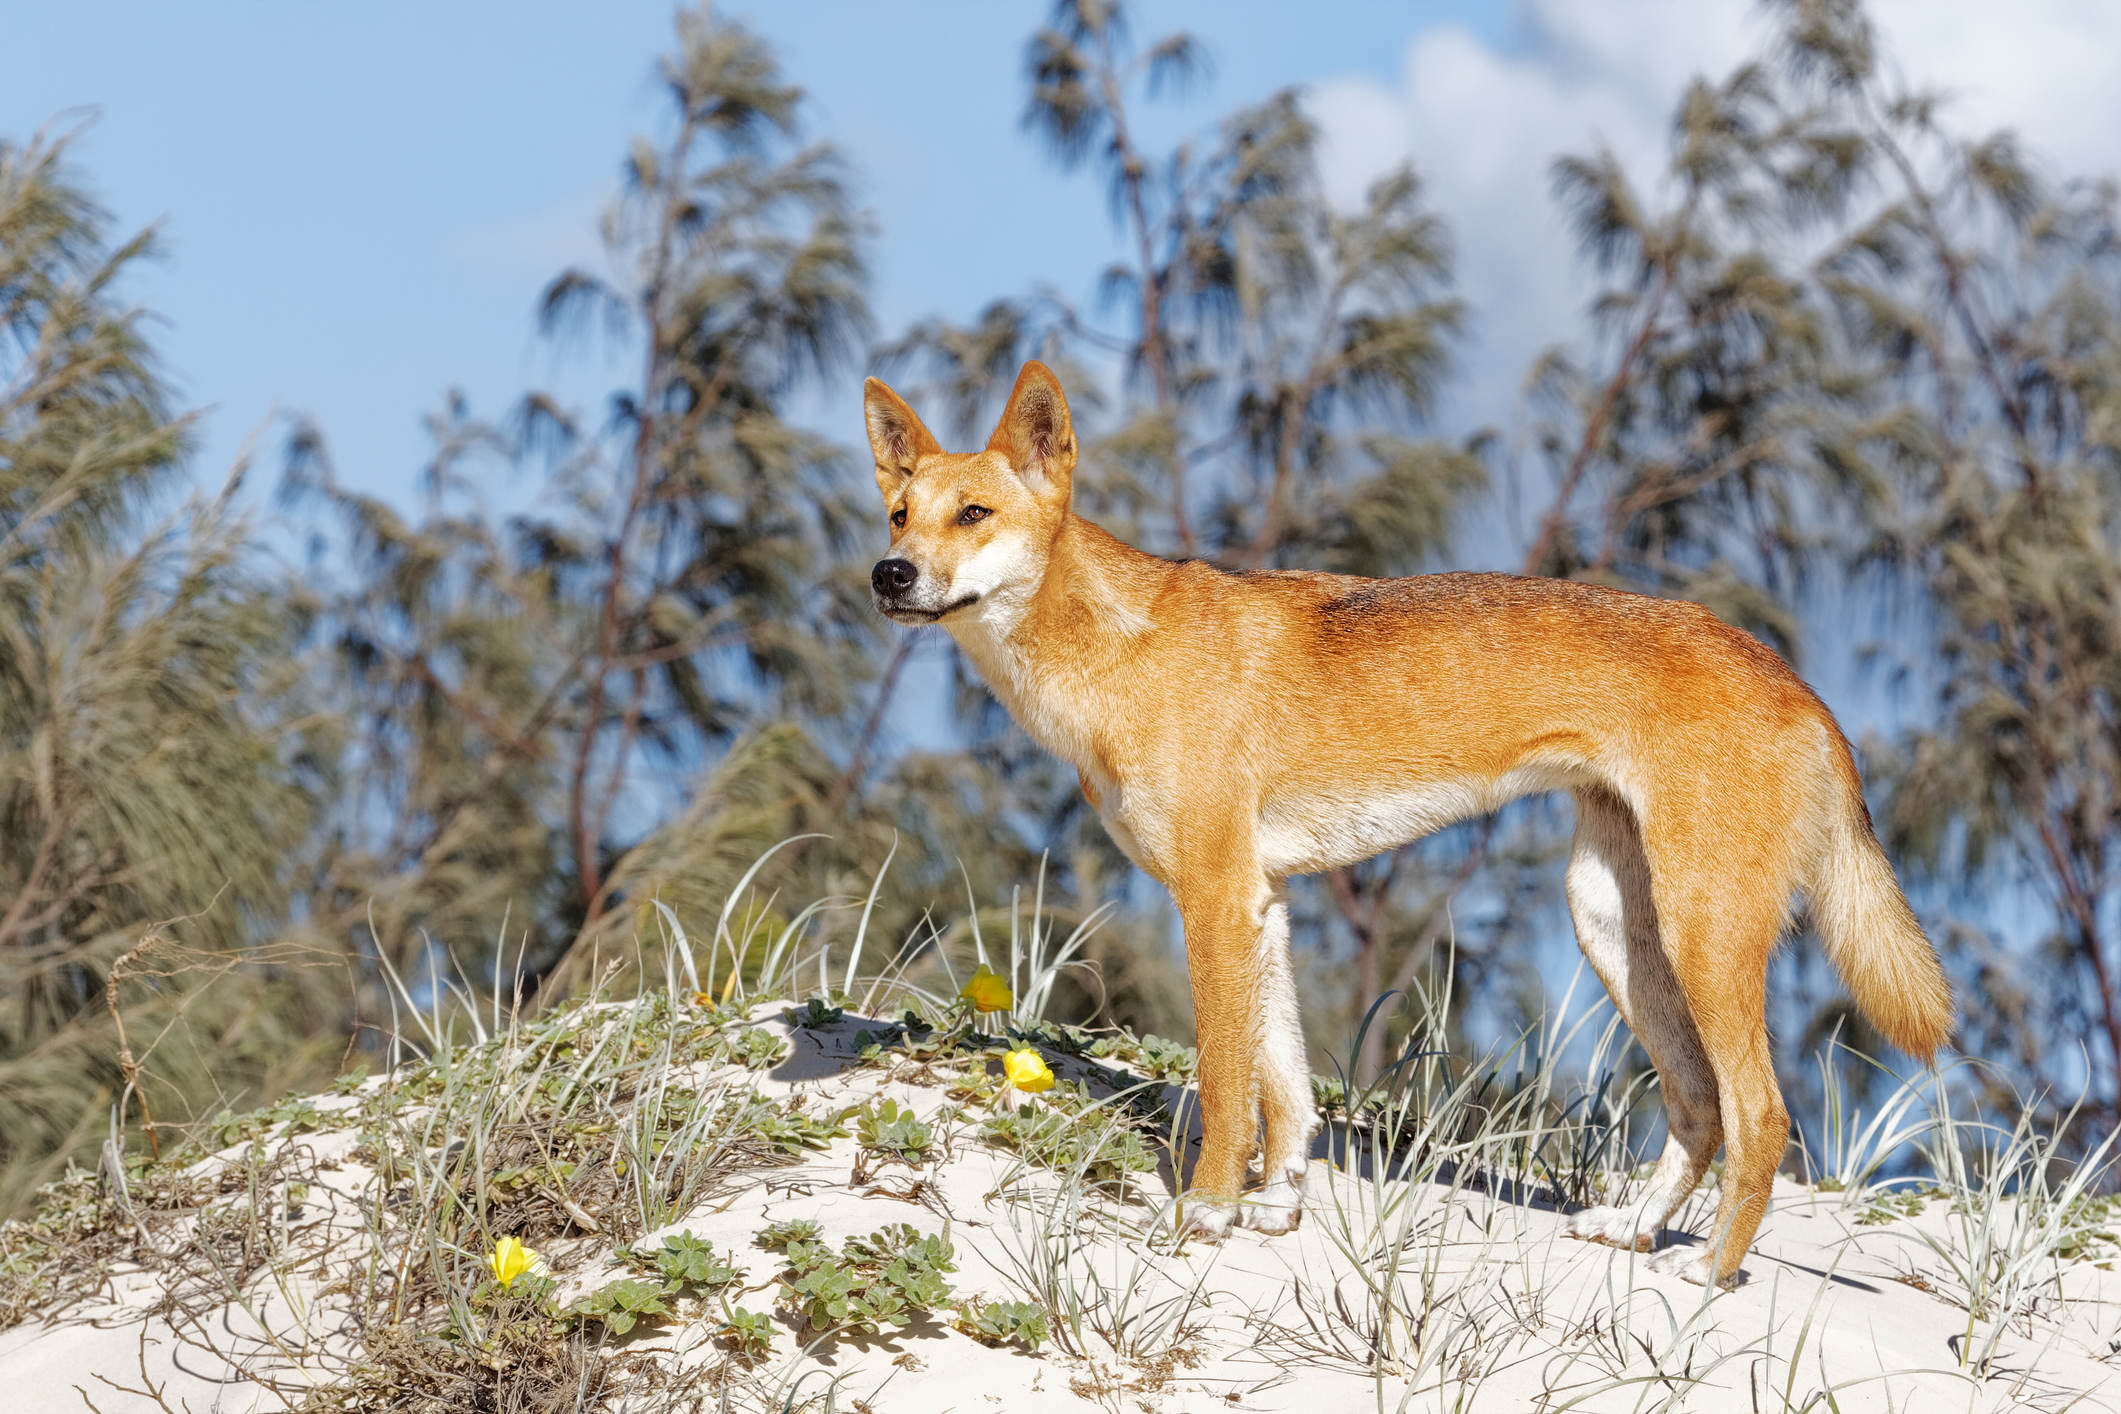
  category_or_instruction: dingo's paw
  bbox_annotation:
[1567,1205,1657,1252]
[1180,1201,1234,1242]
[1235,1168,1306,1235]
[1647,1245,1741,1288]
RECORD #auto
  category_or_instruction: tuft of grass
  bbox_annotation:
[1901,1077,2121,1371]
[1796,1028,1934,1206]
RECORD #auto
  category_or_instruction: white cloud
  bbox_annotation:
[1874,0,2121,179]
[1310,0,2121,434]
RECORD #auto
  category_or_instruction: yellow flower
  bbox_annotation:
[959,964,1013,1014]
[486,1235,543,1290]
[1002,1046,1054,1094]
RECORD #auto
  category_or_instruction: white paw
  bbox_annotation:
[1235,1169,1306,1234]
[1181,1201,1234,1241]
[1646,1245,1729,1286]
[1567,1205,1656,1252]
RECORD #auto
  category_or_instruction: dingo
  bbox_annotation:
[863,361,1951,1286]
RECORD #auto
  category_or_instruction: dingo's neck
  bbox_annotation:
[944,515,1166,769]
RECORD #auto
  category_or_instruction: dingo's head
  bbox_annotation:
[864,361,1075,626]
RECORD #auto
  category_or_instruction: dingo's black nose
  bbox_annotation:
[872,558,918,596]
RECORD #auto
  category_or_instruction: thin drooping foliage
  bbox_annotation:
[1781,0,2121,1121]
[274,13,1117,1003]
[282,11,879,972]
[0,125,339,1210]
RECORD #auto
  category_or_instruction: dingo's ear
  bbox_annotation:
[987,361,1075,504]
[865,377,941,499]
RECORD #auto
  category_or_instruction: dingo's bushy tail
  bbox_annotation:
[1809,744,1953,1061]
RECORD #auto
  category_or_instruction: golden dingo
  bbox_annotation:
[863,361,1950,1286]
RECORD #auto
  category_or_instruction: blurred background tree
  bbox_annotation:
[8,0,2121,1212]
[1777,0,2121,1125]
[273,10,1138,1023]
[0,125,338,1207]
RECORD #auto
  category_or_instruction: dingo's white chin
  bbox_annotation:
[876,592,979,624]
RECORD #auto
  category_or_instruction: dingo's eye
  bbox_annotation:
[891,508,907,529]
[958,505,991,525]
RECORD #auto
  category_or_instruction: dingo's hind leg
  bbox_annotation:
[1639,806,1795,1288]
[1564,787,1723,1257]
[1651,935,1786,1287]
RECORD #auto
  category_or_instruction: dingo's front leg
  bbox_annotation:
[1244,894,1316,1234]
[1171,861,1275,1240]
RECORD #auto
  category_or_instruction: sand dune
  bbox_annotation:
[3,997,2115,1412]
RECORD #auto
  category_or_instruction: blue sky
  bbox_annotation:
[13,1,2115,527]
[4,1,1510,506]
